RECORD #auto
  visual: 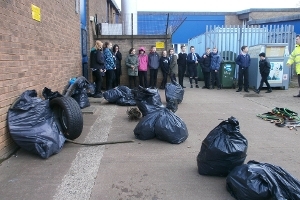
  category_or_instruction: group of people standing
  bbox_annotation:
[125,46,178,89]
[89,40,122,98]
[181,45,272,93]
[177,45,222,89]
[90,40,281,98]
[89,42,179,98]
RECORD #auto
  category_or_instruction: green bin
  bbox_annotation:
[220,61,236,88]
[197,64,204,81]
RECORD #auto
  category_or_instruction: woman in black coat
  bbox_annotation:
[90,40,105,98]
[159,50,170,89]
[113,44,122,87]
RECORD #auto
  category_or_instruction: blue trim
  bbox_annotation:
[80,0,86,28]
[80,0,88,79]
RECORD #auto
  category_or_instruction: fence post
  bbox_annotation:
[165,13,170,50]
[131,13,133,48]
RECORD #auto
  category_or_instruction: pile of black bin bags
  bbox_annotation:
[197,116,300,200]
[103,86,136,106]
[102,79,184,110]
[43,76,93,110]
[8,90,65,159]
[132,86,188,144]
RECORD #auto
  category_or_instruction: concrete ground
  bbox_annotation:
[0,77,300,200]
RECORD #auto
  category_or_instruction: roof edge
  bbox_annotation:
[108,0,121,13]
[247,14,300,25]
[237,8,300,15]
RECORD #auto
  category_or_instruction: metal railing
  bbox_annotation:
[188,25,296,61]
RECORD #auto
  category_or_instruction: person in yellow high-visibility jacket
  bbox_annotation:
[287,35,300,97]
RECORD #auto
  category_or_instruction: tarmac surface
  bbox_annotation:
[0,77,300,200]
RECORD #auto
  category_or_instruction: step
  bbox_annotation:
[88,97,103,103]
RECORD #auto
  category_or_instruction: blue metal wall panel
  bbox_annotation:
[172,15,225,44]
[260,20,300,35]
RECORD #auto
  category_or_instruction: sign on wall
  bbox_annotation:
[266,46,285,57]
[31,4,41,22]
[156,42,165,49]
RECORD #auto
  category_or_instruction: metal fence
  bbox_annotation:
[95,13,186,36]
[188,25,296,60]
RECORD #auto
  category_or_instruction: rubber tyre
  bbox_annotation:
[50,97,83,140]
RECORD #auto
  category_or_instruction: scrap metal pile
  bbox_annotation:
[257,107,300,131]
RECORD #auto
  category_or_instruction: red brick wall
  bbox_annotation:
[87,0,107,48]
[87,0,106,81]
[0,0,81,159]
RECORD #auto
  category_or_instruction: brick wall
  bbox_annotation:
[225,15,243,25]
[87,0,107,48]
[95,35,172,87]
[0,0,81,159]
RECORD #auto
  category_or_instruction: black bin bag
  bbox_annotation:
[103,86,136,106]
[132,86,164,116]
[197,116,248,176]
[103,88,123,103]
[133,111,161,140]
[8,90,65,159]
[71,88,90,109]
[226,160,300,200]
[165,79,184,113]
[165,79,184,104]
[133,107,188,144]
[115,86,136,106]
[166,99,178,113]
[63,76,91,109]
[42,87,63,100]
[155,108,188,144]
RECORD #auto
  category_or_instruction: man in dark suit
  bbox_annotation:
[200,48,212,89]
[235,45,251,92]
[187,46,201,88]
[177,45,187,88]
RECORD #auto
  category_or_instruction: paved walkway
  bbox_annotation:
[0,77,300,200]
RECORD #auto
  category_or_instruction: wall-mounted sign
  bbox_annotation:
[31,4,41,22]
[156,42,165,49]
[266,46,285,57]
